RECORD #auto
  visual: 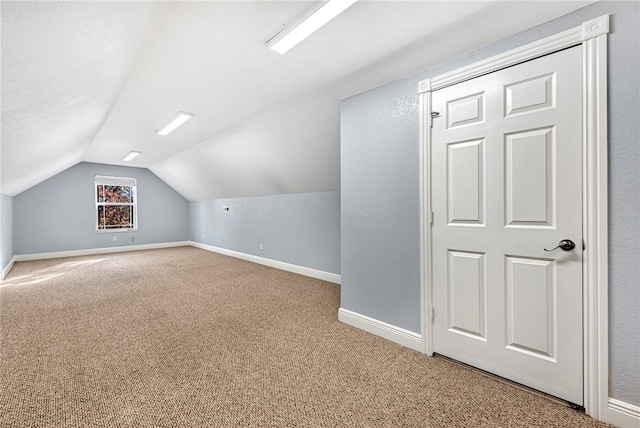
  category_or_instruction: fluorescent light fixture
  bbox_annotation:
[267,0,358,54]
[155,111,194,136]
[122,151,141,162]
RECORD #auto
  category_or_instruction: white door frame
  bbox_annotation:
[418,15,609,419]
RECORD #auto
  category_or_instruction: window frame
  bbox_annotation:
[95,175,138,233]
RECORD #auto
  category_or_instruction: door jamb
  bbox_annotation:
[417,15,609,420]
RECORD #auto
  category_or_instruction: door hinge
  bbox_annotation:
[429,111,440,128]
[431,306,435,322]
[429,211,434,225]
[582,239,586,251]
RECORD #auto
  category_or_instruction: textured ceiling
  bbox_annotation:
[1,1,594,200]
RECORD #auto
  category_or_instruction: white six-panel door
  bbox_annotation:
[431,46,583,405]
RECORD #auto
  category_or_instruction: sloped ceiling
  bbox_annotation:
[1,1,594,200]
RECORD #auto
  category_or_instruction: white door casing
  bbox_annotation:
[431,46,583,405]
[418,15,609,420]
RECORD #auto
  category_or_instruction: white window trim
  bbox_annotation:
[95,175,138,233]
[418,15,611,422]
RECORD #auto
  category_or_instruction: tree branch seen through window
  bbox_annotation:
[95,177,137,231]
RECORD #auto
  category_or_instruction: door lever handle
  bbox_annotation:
[544,239,576,252]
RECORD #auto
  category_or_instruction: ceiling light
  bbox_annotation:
[155,111,194,136]
[122,151,141,162]
[267,0,358,54]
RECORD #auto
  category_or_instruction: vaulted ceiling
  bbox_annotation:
[1,1,593,201]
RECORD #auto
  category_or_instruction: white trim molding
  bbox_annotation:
[418,88,432,357]
[418,15,610,94]
[1,256,17,281]
[606,398,640,428]
[581,21,610,422]
[418,14,610,422]
[338,308,423,352]
[190,241,341,284]
[13,241,190,263]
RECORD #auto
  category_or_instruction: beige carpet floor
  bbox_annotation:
[0,247,613,427]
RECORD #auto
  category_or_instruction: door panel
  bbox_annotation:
[505,255,556,360]
[505,127,554,226]
[447,92,485,128]
[447,139,485,224]
[431,46,583,405]
[504,73,554,116]
[447,250,486,340]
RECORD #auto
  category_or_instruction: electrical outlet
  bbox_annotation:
[259,243,263,251]
[112,236,117,242]
[131,236,135,243]
[202,234,205,240]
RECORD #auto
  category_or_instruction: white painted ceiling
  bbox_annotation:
[1,0,594,200]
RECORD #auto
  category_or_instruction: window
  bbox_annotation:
[95,176,137,232]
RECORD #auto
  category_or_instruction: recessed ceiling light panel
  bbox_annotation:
[267,0,358,55]
[122,151,141,162]
[155,111,194,136]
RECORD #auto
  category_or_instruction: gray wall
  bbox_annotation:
[1,194,14,274]
[341,1,639,405]
[13,162,189,255]
[190,191,340,274]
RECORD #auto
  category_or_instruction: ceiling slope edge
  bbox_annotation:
[149,86,343,202]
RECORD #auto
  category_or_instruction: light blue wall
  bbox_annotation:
[1,194,14,275]
[341,75,421,330]
[13,162,189,255]
[341,1,639,405]
[190,191,340,274]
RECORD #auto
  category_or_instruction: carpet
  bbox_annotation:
[0,247,613,427]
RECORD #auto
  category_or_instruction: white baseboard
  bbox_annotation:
[189,241,341,284]
[338,308,423,352]
[606,398,640,428]
[1,256,17,281]
[13,241,190,263]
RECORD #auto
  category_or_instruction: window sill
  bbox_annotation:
[96,229,138,233]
